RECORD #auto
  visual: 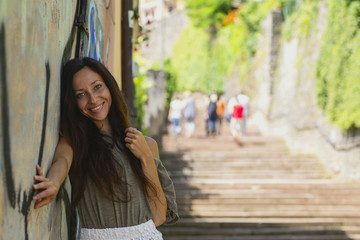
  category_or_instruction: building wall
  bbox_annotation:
[0,1,121,239]
[139,10,189,66]
[139,0,165,25]
[139,0,183,25]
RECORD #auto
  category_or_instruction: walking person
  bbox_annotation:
[216,94,225,135]
[237,91,250,136]
[183,91,196,138]
[168,95,184,137]
[207,91,218,136]
[32,57,179,240]
[227,94,244,139]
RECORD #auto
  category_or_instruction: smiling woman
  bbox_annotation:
[72,67,112,131]
[32,57,179,240]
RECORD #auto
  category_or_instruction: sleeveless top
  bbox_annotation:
[71,133,179,229]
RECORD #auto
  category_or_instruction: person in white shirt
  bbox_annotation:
[168,95,184,137]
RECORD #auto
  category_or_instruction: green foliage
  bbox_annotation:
[281,0,299,20]
[170,24,216,93]
[228,1,273,81]
[183,0,232,31]
[281,0,360,130]
[169,1,272,94]
[282,0,320,40]
[316,0,360,130]
[133,54,153,131]
[164,58,177,107]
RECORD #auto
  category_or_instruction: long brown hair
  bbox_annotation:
[60,57,155,205]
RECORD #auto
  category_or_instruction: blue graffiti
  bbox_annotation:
[87,3,99,60]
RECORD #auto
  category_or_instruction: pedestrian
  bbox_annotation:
[229,95,244,139]
[226,95,236,123]
[183,91,196,138]
[207,91,218,136]
[32,57,179,240]
[216,94,225,134]
[237,91,250,136]
[168,94,184,137]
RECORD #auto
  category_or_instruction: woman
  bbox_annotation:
[32,57,178,239]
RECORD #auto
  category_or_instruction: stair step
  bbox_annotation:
[159,121,360,238]
[176,198,360,205]
[169,217,360,226]
[177,211,360,218]
[160,234,360,240]
[159,226,360,236]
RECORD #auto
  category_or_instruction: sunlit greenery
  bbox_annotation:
[282,0,320,39]
[133,54,153,132]
[282,0,360,131]
[182,0,232,33]
[164,58,178,107]
[171,24,211,92]
[317,0,360,130]
[214,1,274,83]
[170,0,274,93]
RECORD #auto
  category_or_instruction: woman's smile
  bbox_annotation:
[90,102,105,113]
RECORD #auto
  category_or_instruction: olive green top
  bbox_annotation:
[72,133,179,229]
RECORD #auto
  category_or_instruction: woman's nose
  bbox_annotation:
[89,93,97,103]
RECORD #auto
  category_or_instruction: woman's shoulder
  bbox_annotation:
[144,136,159,159]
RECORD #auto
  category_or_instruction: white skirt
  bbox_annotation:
[80,220,163,240]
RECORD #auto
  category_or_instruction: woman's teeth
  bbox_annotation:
[91,103,103,111]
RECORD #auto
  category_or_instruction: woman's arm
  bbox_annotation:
[33,137,73,209]
[124,128,167,226]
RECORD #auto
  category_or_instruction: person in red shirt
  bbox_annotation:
[230,97,244,138]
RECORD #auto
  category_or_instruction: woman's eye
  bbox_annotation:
[76,92,85,99]
[94,84,102,90]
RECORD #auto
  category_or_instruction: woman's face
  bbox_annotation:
[72,67,112,126]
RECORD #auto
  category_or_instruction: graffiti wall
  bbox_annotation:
[0,0,120,239]
[81,0,117,70]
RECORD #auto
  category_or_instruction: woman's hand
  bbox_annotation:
[124,127,153,163]
[33,165,59,209]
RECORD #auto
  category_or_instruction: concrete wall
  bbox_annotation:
[251,3,360,179]
[143,70,167,139]
[139,10,189,66]
[0,1,121,239]
[138,0,182,26]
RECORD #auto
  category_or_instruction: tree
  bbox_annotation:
[183,0,233,36]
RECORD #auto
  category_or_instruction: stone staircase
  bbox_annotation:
[157,123,360,240]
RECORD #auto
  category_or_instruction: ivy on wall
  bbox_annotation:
[317,0,360,131]
[281,0,360,131]
[282,0,320,40]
